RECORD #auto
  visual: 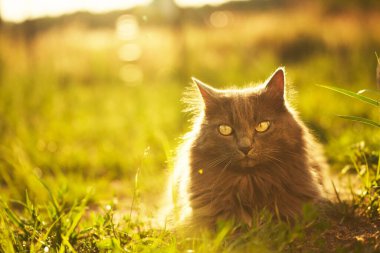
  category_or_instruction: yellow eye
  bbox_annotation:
[218,124,233,136]
[255,121,271,132]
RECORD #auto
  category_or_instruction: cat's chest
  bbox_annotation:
[232,176,255,205]
[223,175,261,225]
[219,175,271,209]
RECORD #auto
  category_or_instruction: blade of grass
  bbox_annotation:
[60,235,78,253]
[35,213,64,251]
[357,89,380,95]
[362,152,370,189]
[39,179,61,216]
[62,198,88,240]
[350,154,365,185]
[129,167,141,220]
[338,115,380,128]
[318,85,380,107]
[0,202,28,234]
[331,180,342,204]
[376,151,380,180]
[0,210,16,253]
[58,191,91,253]
[376,52,379,84]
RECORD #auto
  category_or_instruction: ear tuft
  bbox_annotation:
[265,67,285,99]
[192,77,218,103]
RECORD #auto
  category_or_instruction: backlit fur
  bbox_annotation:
[165,68,328,229]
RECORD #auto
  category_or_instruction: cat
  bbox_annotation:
[165,67,328,229]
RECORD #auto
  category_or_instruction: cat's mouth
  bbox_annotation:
[239,157,257,168]
[231,157,259,174]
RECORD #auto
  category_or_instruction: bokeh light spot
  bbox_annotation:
[118,43,142,62]
[116,15,139,41]
[209,11,230,28]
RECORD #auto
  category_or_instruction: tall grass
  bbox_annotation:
[319,58,380,218]
[1,6,380,252]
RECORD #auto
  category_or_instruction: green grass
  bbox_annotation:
[1,5,380,252]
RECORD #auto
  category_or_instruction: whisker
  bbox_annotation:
[210,159,232,204]
[201,151,237,171]
[202,154,230,170]
[261,154,293,181]
[262,153,289,167]
[263,148,301,157]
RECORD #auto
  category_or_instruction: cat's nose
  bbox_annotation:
[238,137,252,155]
[238,146,251,155]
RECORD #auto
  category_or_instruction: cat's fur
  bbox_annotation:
[166,68,328,229]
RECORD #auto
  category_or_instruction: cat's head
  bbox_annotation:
[191,68,305,173]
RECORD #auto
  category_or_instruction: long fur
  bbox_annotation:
[163,68,328,230]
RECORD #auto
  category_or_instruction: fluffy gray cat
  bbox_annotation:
[165,68,328,229]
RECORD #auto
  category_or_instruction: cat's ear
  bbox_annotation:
[264,67,285,101]
[192,77,219,105]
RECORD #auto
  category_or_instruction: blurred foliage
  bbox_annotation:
[0,1,380,252]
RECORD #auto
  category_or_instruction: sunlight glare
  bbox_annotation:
[175,0,230,7]
[116,15,139,41]
[0,0,236,22]
[0,0,151,22]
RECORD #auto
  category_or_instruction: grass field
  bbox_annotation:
[0,3,380,252]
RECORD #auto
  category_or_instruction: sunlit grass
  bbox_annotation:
[1,5,380,252]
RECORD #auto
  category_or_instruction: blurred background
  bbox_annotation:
[0,0,379,212]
